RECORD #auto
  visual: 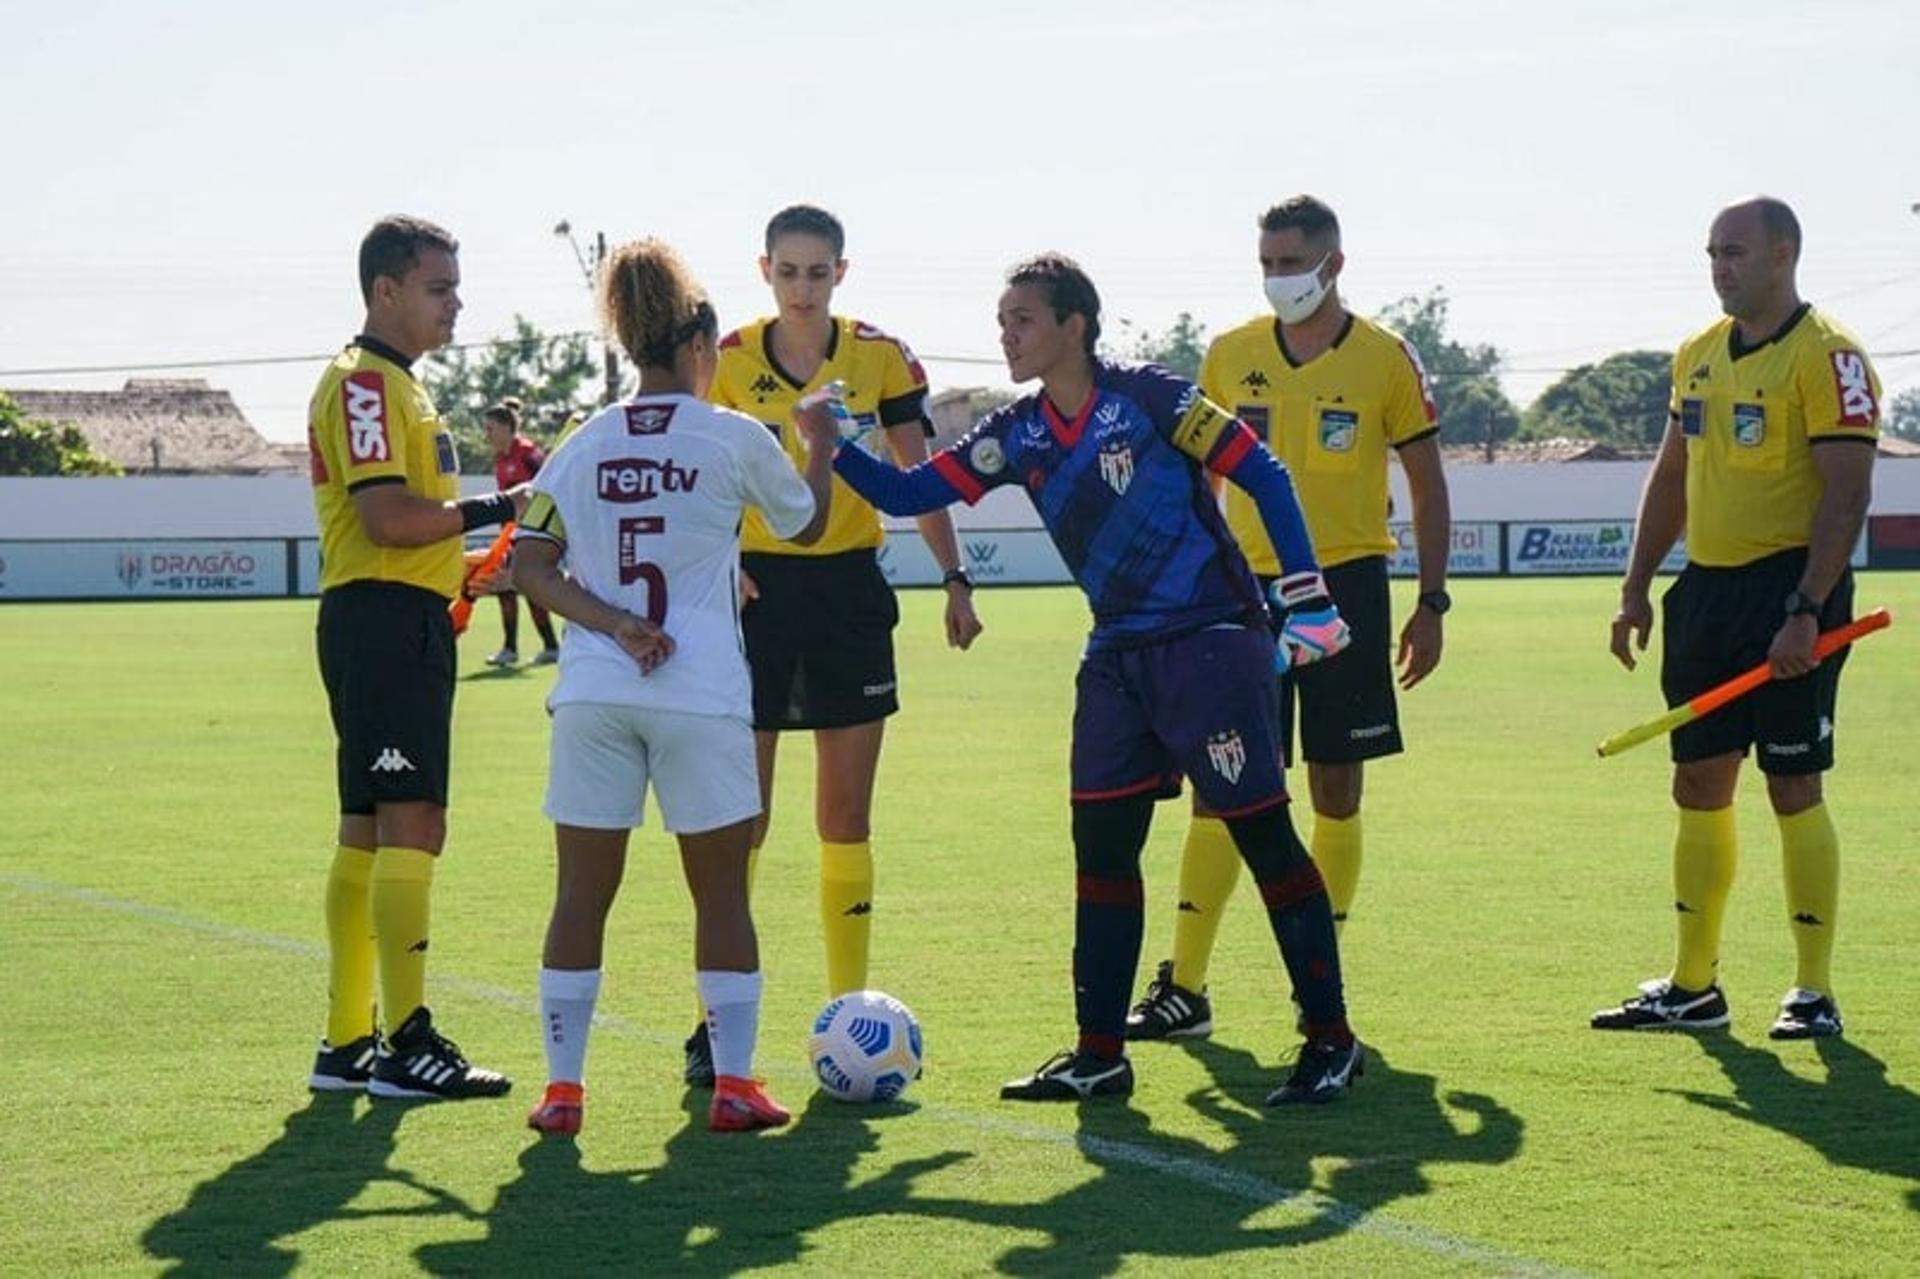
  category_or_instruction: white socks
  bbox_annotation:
[696,969,764,1080]
[539,967,603,1085]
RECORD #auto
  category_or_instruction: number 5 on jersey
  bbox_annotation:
[618,516,667,623]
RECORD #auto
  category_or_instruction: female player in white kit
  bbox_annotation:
[510,238,839,1135]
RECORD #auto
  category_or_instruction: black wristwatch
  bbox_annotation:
[1417,589,1452,617]
[942,567,974,590]
[1783,589,1821,618]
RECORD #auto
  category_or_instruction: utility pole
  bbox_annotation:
[554,220,621,405]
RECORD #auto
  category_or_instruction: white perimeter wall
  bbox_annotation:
[5,461,1918,540]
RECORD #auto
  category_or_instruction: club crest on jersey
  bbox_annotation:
[1098,442,1134,494]
[626,403,677,435]
[342,372,389,463]
[1318,407,1358,453]
[1731,403,1766,448]
[1206,730,1247,785]
[1831,350,1877,426]
[969,436,1006,476]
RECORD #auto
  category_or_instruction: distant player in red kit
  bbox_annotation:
[482,399,560,666]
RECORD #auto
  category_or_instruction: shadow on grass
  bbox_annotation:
[141,1093,475,1277]
[1672,1033,1920,1213]
[416,1090,967,1276]
[870,1038,1524,1275]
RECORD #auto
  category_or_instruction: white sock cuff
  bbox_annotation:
[540,967,604,1001]
[696,969,762,1008]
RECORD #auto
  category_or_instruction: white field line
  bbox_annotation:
[3,872,1586,1279]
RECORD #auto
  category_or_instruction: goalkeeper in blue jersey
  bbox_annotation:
[830,254,1362,1105]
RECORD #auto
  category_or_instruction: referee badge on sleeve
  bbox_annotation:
[1679,399,1704,438]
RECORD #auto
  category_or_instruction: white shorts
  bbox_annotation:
[544,702,760,834]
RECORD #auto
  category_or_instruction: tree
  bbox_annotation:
[421,317,601,473]
[0,393,122,476]
[1887,387,1920,442]
[1372,288,1520,460]
[1115,312,1208,379]
[1522,350,1671,448]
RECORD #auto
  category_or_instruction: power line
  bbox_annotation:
[3,340,1917,383]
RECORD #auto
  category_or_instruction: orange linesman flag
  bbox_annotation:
[450,523,515,637]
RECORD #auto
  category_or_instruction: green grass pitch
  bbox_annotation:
[2,575,1916,1275]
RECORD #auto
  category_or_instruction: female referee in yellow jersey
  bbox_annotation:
[689,204,983,1085]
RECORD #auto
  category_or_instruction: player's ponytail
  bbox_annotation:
[599,239,718,371]
[482,400,521,431]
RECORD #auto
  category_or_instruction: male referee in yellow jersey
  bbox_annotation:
[307,215,526,1098]
[1595,197,1878,1039]
[1128,195,1452,1040]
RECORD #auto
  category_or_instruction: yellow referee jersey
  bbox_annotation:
[1671,304,1880,568]
[308,340,463,597]
[1199,313,1437,572]
[710,315,930,555]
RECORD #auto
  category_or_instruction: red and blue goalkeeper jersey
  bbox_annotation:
[837,360,1315,651]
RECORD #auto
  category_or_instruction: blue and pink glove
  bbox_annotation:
[1270,571,1352,670]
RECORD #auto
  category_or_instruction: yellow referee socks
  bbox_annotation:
[820,840,873,995]
[1671,806,1737,992]
[372,847,437,1032]
[324,845,377,1045]
[1309,812,1364,939]
[1170,817,1241,991]
[1778,803,1839,994]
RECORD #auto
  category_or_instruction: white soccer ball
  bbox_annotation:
[808,990,922,1103]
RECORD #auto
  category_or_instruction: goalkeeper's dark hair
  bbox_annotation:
[482,400,520,431]
[1006,253,1101,357]
[1258,195,1341,250]
[765,204,846,258]
[598,238,718,370]
[358,215,459,304]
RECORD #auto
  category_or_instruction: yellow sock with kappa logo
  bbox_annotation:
[1671,806,1737,992]
[1778,803,1839,994]
[820,840,873,996]
[1170,816,1241,991]
[325,845,377,1045]
[372,846,437,1034]
[1309,812,1364,939]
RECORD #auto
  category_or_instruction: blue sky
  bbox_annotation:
[3,0,1915,441]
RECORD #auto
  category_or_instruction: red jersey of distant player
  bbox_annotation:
[494,435,545,488]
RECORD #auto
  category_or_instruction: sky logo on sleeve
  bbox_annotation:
[343,373,389,463]
[1831,350,1878,427]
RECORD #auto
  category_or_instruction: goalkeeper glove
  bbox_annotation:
[1270,571,1351,670]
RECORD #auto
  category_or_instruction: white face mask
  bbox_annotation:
[1263,253,1333,324]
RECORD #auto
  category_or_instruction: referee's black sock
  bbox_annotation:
[1070,797,1153,1059]
[1225,806,1352,1045]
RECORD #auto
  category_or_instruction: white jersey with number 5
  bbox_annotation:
[514,393,815,718]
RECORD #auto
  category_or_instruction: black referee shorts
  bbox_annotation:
[741,549,900,731]
[1270,555,1404,767]
[1662,547,1851,775]
[316,580,456,813]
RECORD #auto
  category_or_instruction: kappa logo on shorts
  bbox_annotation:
[370,748,416,773]
[1348,724,1393,740]
[1205,730,1247,785]
[343,372,390,463]
[1830,350,1877,426]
